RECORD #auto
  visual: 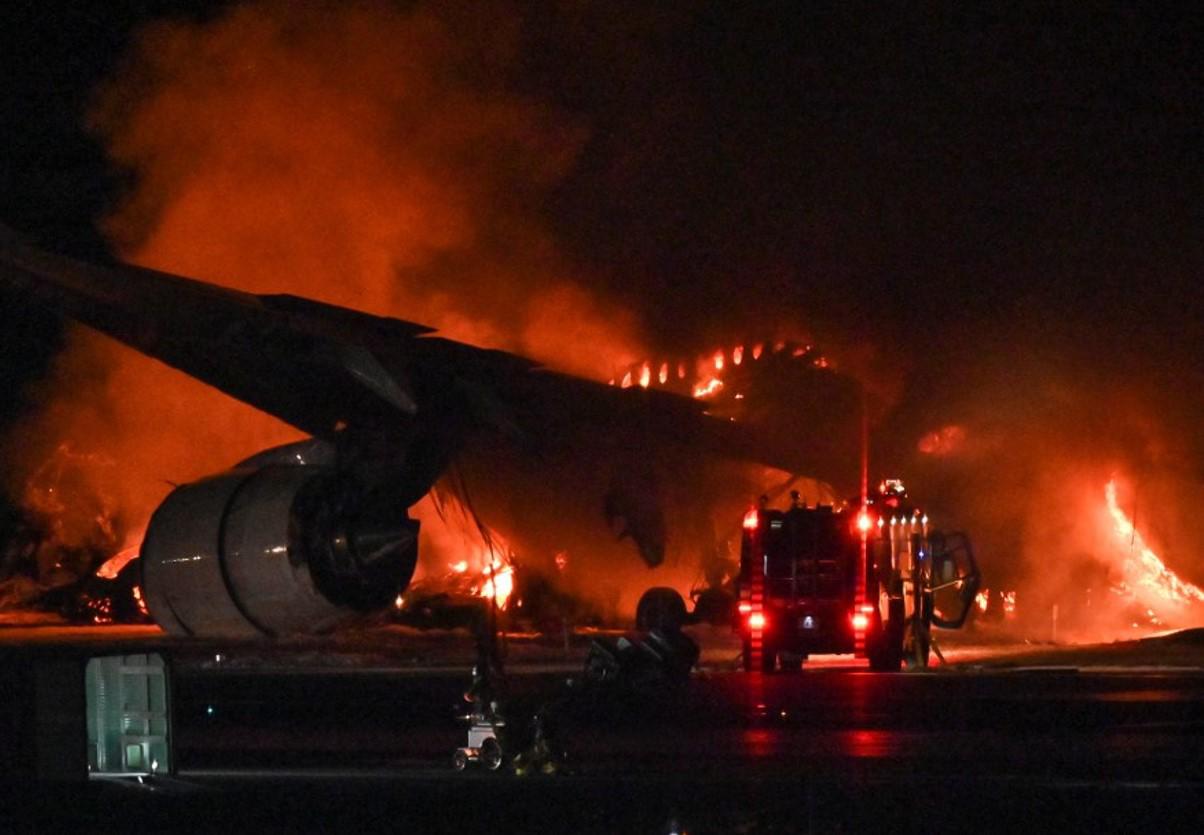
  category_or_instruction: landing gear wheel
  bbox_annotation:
[636,587,688,632]
[480,737,504,771]
[760,646,777,674]
[452,748,469,771]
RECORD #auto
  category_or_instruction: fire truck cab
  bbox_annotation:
[736,481,979,672]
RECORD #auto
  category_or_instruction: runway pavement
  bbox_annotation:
[3,623,1203,831]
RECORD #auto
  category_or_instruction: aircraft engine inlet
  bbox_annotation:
[140,442,419,638]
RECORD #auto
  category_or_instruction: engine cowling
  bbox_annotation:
[140,444,419,638]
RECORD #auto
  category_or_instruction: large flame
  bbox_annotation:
[2,0,652,600]
[1104,478,1204,609]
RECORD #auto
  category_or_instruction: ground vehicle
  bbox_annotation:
[736,482,979,672]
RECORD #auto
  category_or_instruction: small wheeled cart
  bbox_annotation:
[453,712,506,771]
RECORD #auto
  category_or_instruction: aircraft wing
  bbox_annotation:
[0,225,858,483]
[0,227,688,444]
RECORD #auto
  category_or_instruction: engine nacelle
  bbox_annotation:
[141,444,419,638]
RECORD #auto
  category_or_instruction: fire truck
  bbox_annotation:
[735,480,980,672]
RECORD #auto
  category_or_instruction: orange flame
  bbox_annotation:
[1105,479,1204,607]
[95,541,142,580]
[693,377,724,398]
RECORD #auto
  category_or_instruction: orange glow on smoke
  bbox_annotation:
[917,425,967,457]
[3,1,651,595]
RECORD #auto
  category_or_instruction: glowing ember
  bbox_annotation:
[132,585,149,618]
[713,350,725,371]
[752,343,763,360]
[676,362,686,379]
[975,589,989,613]
[1000,590,1016,616]
[732,345,744,365]
[1105,479,1204,607]
[658,362,669,384]
[450,560,469,573]
[639,363,651,388]
[621,371,632,389]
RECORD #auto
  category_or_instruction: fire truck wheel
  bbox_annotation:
[481,737,504,771]
[453,748,469,771]
[760,646,777,673]
[779,652,804,672]
[636,587,688,632]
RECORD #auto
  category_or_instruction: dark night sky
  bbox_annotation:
[2,1,1203,484]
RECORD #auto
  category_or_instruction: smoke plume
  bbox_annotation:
[3,0,643,579]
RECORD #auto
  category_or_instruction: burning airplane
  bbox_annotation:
[0,225,864,637]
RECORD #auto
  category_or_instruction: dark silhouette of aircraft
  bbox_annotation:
[0,224,859,637]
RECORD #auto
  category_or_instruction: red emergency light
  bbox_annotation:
[851,604,875,632]
[856,511,873,533]
[747,612,766,630]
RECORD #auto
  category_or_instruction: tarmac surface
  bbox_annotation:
[3,622,1204,832]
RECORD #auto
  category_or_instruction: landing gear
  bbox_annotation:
[636,587,688,632]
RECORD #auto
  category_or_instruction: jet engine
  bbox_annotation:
[140,441,420,637]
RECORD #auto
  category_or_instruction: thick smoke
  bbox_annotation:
[2,0,643,584]
[893,313,1204,641]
